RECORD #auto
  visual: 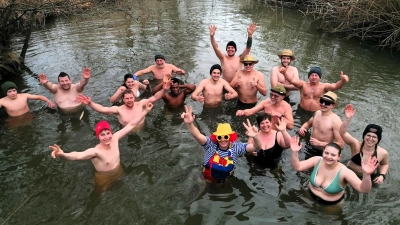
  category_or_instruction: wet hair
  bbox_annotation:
[171,78,180,85]
[256,113,272,127]
[58,72,70,81]
[121,89,134,99]
[122,74,135,88]
[324,142,342,155]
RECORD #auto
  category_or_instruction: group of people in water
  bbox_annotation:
[0,22,389,205]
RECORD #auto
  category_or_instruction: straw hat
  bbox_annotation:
[240,55,259,64]
[278,49,296,60]
[320,91,337,103]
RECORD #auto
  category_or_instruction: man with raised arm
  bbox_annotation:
[181,105,261,183]
[270,49,299,98]
[229,55,267,109]
[0,81,55,117]
[76,81,170,126]
[151,77,196,109]
[49,102,153,193]
[38,68,91,113]
[191,64,238,108]
[236,85,294,130]
[209,22,257,82]
[133,53,185,80]
[281,66,349,112]
[298,91,344,156]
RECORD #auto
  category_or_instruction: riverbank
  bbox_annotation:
[262,0,400,50]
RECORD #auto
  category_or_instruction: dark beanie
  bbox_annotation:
[210,64,222,74]
[154,53,165,61]
[362,124,383,143]
[1,81,18,95]
[226,41,237,52]
[308,66,322,78]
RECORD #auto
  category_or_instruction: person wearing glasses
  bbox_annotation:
[181,105,261,183]
[235,85,294,130]
[280,66,349,112]
[209,22,257,83]
[339,104,389,184]
[229,55,267,110]
[298,91,344,157]
[151,77,196,109]
[270,49,299,99]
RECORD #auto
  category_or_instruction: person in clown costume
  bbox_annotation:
[181,105,261,183]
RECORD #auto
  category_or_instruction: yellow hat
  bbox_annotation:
[240,55,259,64]
[278,49,296,60]
[213,123,235,136]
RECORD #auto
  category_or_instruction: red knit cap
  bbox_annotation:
[95,121,112,137]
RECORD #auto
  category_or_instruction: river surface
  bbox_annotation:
[1,0,400,224]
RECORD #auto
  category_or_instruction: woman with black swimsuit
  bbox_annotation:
[248,113,291,166]
[339,104,389,184]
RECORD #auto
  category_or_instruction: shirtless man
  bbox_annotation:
[151,77,196,109]
[49,103,153,171]
[209,22,257,82]
[298,91,344,156]
[134,53,185,80]
[76,81,170,126]
[236,85,294,130]
[39,68,91,113]
[0,81,55,117]
[281,66,349,112]
[191,64,238,108]
[270,49,299,97]
[229,55,267,109]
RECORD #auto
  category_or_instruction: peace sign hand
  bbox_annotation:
[49,144,64,158]
[209,25,217,37]
[181,105,195,124]
[243,119,258,137]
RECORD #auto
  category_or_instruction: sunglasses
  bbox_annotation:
[270,93,281,98]
[319,99,334,106]
[244,63,253,66]
[216,135,230,141]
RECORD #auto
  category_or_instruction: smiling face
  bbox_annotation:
[210,69,221,81]
[155,58,165,68]
[319,98,335,111]
[125,78,135,89]
[58,76,72,90]
[269,92,283,104]
[363,132,379,147]
[98,129,112,145]
[122,93,135,108]
[280,56,292,67]
[322,145,341,164]
[259,118,272,133]
[308,73,320,84]
[226,46,236,57]
[243,62,254,72]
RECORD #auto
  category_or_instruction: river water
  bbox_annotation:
[1,0,400,224]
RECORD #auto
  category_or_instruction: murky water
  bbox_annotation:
[1,0,400,224]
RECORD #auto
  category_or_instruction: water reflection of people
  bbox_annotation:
[49,103,153,193]
[248,113,291,167]
[0,81,55,117]
[290,136,378,205]
[181,105,261,184]
[38,68,91,113]
[339,104,389,184]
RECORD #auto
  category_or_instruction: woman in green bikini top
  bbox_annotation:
[290,136,378,204]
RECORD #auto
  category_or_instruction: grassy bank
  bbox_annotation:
[262,0,400,50]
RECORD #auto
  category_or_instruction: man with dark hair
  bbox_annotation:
[151,77,196,109]
[133,53,185,80]
[191,64,238,108]
[39,68,91,113]
[209,22,257,82]
[76,81,170,130]
[270,49,299,98]
[281,66,349,112]
[0,81,55,117]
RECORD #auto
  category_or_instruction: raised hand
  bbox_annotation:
[340,71,349,82]
[344,104,356,119]
[362,155,379,175]
[247,22,257,36]
[163,74,172,83]
[290,136,302,152]
[163,80,171,90]
[49,144,64,158]
[209,25,217,37]
[181,105,195,124]
[82,67,91,79]
[38,74,49,84]
[76,94,92,105]
[275,117,287,132]
[243,119,258,137]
